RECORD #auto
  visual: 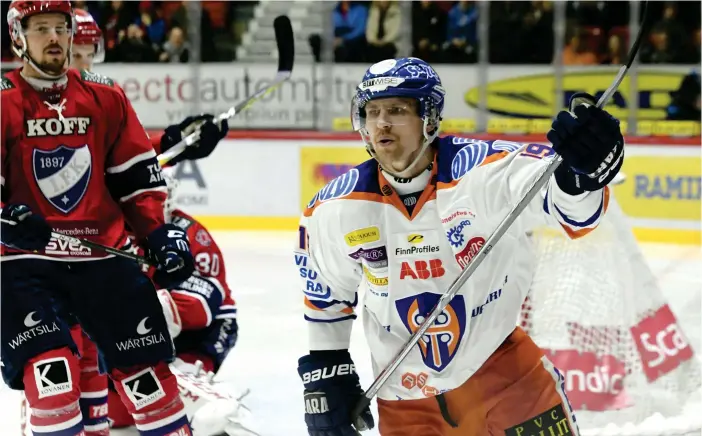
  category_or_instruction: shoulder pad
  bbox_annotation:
[80,70,114,87]
[1,75,16,91]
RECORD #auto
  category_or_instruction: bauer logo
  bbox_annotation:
[344,226,380,246]
[34,357,72,399]
[630,304,693,382]
[33,145,92,214]
[316,169,359,204]
[505,404,573,436]
[395,292,466,372]
[121,368,166,410]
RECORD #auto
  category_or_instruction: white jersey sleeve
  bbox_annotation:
[462,140,608,238]
[296,207,363,351]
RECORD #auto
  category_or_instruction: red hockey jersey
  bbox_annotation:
[1,69,167,259]
[133,209,236,330]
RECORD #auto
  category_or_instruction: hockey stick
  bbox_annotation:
[1,217,152,264]
[352,1,651,422]
[157,15,295,167]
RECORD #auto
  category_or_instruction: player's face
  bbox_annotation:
[71,44,96,71]
[24,13,71,75]
[365,97,425,174]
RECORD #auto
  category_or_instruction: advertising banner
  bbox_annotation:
[613,153,701,223]
[92,63,695,130]
[299,146,369,211]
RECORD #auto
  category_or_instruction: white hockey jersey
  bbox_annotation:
[295,136,610,401]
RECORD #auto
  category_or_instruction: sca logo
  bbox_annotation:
[344,226,380,247]
[446,220,472,248]
[400,259,445,280]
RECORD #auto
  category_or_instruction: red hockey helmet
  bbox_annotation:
[73,8,104,63]
[6,0,75,77]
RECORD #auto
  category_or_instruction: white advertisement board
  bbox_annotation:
[92,63,695,129]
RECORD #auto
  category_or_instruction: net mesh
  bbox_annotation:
[522,195,701,435]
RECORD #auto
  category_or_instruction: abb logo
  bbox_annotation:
[90,404,108,418]
[544,349,630,412]
[399,259,445,280]
[401,372,438,397]
[630,304,693,382]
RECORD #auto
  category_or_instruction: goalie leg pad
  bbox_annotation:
[23,347,84,435]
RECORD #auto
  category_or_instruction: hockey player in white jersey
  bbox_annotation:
[295,57,624,436]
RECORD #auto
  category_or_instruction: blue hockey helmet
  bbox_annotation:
[351,58,446,176]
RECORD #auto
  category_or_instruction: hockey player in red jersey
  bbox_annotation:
[1,2,195,435]
[62,10,239,435]
[70,8,228,167]
[106,168,242,434]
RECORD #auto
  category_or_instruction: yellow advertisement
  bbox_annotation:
[464,70,688,120]
[613,154,701,221]
[299,146,369,211]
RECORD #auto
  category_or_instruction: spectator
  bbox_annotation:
[563,27,598,65]
[652,2,685,52]
[160,26,190,63]
[666,71,700,121]
[73,0,101,25]
[333,1,368,63]
[365,0,401,63]
[113,24,157,62]
[522,1,554,63]
[489,1,529,63]
[443,0,478,63]
[601,34,626,65]
[689,29,701,64]
[101,0,136,61]
[641,29,680,64]
[412,1,446,63]
[136,3,167,47]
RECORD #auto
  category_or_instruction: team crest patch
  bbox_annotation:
[33,145,92,213]
[395,292,466,372]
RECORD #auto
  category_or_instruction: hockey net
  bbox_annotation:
[521,193,701,435]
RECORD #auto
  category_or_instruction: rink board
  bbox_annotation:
[156,131,700,245]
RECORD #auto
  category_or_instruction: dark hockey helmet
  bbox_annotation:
[7,0,76,78]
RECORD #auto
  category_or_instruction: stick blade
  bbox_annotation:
[273,15,295,73]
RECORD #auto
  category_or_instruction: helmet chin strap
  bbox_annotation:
[365,116,440,179]
[14,33,70,80]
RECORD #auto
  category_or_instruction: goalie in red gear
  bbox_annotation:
[2,2,195,436]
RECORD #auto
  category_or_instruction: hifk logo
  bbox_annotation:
[395,293,466,372]
[33,145,92,214]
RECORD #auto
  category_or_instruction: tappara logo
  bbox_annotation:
[395,293,466,372]
[630,304,693,382]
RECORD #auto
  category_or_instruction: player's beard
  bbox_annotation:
[39,54,68,75]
